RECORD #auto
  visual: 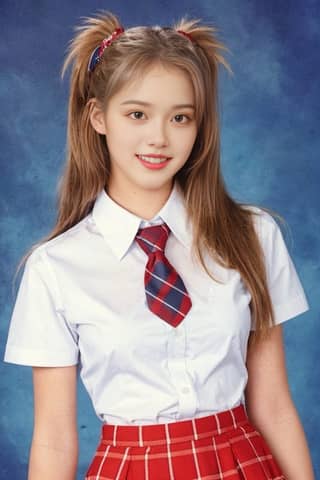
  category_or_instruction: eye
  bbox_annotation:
[129,111,145,120]
[173,114,190,124]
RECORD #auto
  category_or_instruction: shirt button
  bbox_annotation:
[181,386,190,394]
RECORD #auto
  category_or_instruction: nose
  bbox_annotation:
[147,120,169,148]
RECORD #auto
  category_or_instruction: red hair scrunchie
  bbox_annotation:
[88,27,124,73]
[177,29,194,43]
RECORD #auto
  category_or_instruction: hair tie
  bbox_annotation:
[88,27,124,73]
[177,30,194,43]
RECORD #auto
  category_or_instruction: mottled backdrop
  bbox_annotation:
[0,0,319,478]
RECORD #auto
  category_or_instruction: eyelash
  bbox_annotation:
[128,112,192,124]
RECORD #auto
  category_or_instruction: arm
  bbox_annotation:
[245,325,315,480]
[28,365,78,480]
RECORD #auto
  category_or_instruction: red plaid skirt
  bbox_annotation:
[85,404,285,479]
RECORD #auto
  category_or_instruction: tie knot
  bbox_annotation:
[135,223,170,255]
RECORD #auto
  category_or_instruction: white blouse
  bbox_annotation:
[4,182,309,425]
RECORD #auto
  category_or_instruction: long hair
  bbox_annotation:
[19,11,285,345]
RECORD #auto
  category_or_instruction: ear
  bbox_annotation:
[88,99,107,135]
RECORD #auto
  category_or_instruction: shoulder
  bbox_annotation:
[240,205,296,277]
[240,204,292,264]
[25,214,93,271]
[241,204,286,240]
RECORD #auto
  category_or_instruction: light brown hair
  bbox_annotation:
[20,11,285,345]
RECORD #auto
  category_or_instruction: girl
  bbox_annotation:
[4,10,315,480]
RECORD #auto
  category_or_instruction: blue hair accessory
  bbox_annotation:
[88,27,124,73]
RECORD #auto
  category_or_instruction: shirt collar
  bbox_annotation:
[92,181,193,260]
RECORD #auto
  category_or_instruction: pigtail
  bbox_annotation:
[58,12,122,231]
[173,19,276,345]
[174,18,231,73]
[14,12,125,282]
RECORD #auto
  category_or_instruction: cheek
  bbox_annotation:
[179,127,197,155]
[109,124,140,145]
[106,127,131,152]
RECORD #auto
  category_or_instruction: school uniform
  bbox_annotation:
[4,181,309,479]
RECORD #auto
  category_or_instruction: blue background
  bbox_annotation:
[0,0,319,478]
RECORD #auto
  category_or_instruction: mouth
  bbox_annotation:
[136,154,172,164]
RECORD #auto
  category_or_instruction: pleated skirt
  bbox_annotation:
[85,404,285,479]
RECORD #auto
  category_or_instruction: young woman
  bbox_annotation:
[4,11,315,480]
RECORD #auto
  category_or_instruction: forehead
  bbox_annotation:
[111,62,195,104]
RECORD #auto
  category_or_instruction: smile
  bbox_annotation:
[136,154,171,164]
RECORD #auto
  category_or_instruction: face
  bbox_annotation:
[90,63,197,216]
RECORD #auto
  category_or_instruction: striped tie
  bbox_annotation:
[135,223,192,327]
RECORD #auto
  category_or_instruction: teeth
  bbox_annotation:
[138,155,168,164]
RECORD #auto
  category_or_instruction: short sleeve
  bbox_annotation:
[4,248,79,366]
[250,209,309,330]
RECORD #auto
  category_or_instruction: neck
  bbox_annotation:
[106,182,174,220]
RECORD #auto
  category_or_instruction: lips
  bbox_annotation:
[136,154,172,170]
[136,154,171,164]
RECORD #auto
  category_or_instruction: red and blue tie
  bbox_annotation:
[135,223,192,327]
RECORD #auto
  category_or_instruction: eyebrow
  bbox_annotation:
[120,100,195,109]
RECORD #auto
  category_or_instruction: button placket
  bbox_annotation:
[167,324,197,418]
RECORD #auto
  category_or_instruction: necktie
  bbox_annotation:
[135,223,192,327]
